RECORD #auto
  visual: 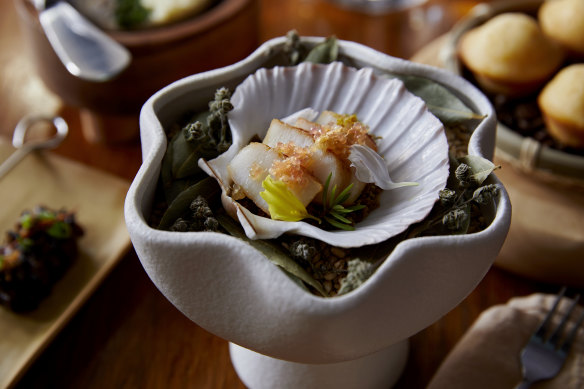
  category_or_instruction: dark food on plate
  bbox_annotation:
[0,206,84,312]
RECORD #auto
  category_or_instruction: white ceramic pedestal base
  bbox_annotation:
[230,340,409,389]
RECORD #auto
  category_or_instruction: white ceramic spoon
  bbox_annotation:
[33,0,131,82]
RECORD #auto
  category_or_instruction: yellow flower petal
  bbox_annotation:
[260,176,319,223]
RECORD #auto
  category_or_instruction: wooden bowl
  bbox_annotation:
[14,0,260,143]
[443,0,584,182]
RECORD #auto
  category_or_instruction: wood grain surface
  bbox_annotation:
[0,0,568,388]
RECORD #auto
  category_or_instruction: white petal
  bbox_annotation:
[348,145,418,190]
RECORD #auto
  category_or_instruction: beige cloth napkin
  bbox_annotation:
[428,293,584,389]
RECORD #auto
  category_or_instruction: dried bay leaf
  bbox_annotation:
[161,132,206,204]
[217,214,328,297]
[160,133,176,202]
[303,36,339,64]
[385,74,485,125]
[167,108,223,181]
[170,129,218,180]
[459,155,499,185]
[163,175,205,206]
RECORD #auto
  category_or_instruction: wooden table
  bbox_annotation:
[0,0,565,388]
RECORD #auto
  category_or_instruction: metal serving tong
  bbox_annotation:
[33,0,131,82]
[0,115,68,180]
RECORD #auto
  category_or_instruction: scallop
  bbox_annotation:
[228,142,322,212]
[199,62,450,248]
[262,118,354,204]
[263,119,314,149]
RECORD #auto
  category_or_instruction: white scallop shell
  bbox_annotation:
[200,62,450,248]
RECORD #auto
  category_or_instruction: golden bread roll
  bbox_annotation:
[538,64,584,149]
[539,0,584,59]
[458,13,564,96]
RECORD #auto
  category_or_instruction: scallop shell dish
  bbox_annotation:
[200,62,450,248]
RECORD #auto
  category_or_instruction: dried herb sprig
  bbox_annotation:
[409,155,501,237]
[283,30,303,65]
[160,88,233,204]
[337,258,376,295]
[169,195,220,232]
[205,87,233,154]
[182,87,233,155]
[171,87,233,180]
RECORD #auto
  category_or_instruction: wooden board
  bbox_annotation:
[0,139,131,388]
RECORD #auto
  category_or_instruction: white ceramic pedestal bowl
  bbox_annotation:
[125,37,511,388]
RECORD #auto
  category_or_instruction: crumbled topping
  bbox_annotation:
[310,118,377,161]
[249,162,265,181]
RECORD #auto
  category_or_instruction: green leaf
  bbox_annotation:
[115,0,151,29]
[333,183,353,206]
[217,214,328,296]
[324,216,355,231]
[328,184,337,208]
[19,213,33,229]
[322,173,331,208]
[47,221,72,239]
[329,211,352,224]
[332,204,354,214]
[318,172,364,230]
[345,204,366,212]
[458,155,499,185]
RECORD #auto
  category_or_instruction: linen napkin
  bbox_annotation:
[427,293,584,389]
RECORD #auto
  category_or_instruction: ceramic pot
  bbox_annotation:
[125,37,511,388]
[14,0,259,143]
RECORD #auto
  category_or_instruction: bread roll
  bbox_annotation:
[458,13,564,96]
[539,0,584,59]
[538,64,584,149]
